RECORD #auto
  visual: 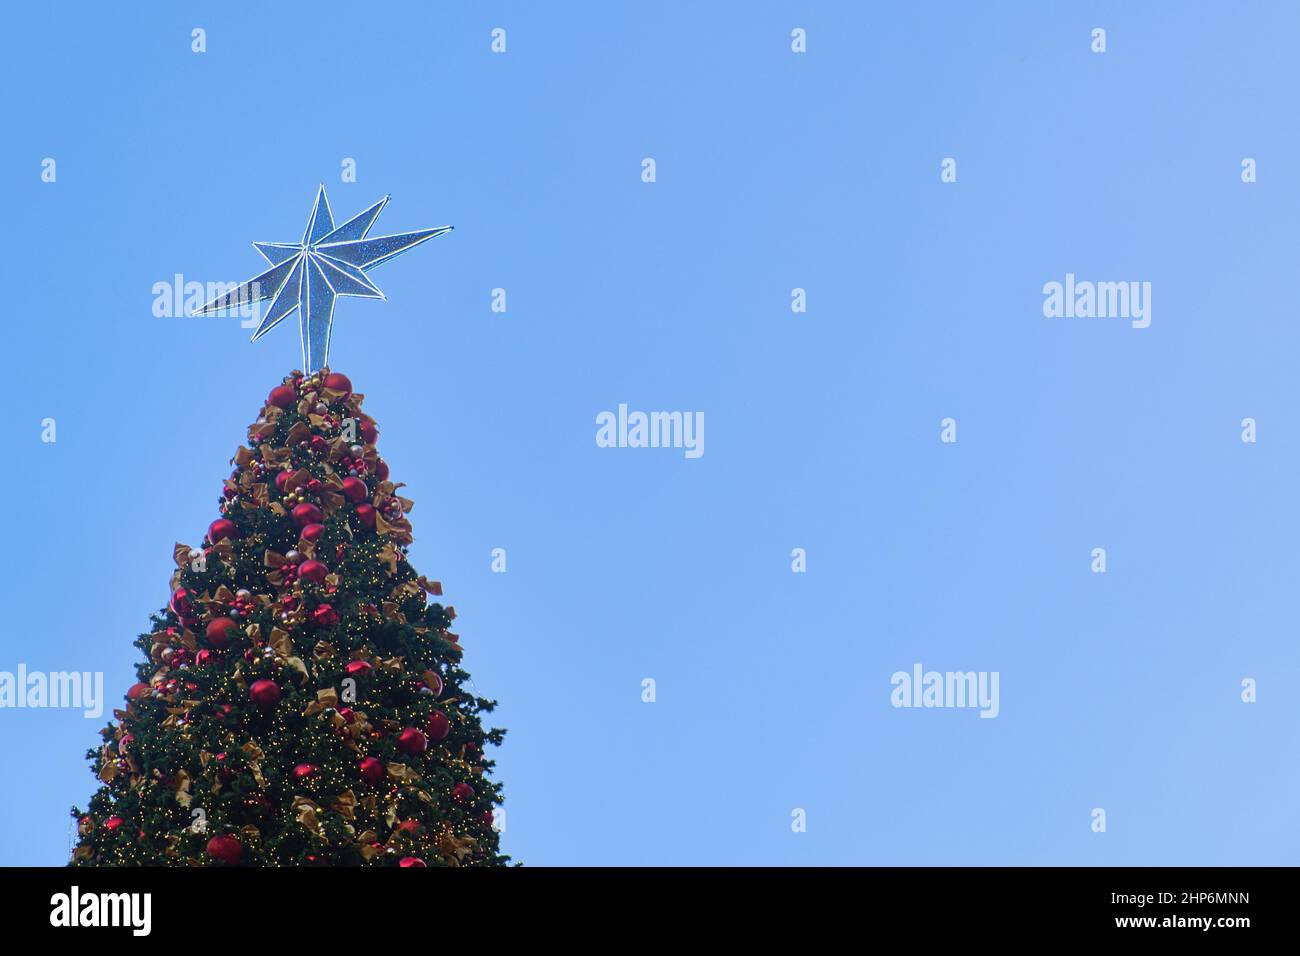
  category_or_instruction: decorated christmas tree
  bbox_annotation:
[70,189,507,867]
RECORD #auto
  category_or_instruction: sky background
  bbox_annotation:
[3,1,1299,865]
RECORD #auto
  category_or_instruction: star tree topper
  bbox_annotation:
[193,186,451,372]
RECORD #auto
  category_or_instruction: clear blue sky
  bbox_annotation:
[3,1,1298,865]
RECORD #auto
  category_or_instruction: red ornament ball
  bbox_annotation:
[323,372,352,396]
[298,559,328,584]
[359,756,384,785]
[206,834,243,865]
[360,420,378,444]
[275,470,293,491]
[126,682,150,701]
[196,649,214,666]
[374,459,390,482]
[249,679,282,710]
[396,728,427,756]
[268,384,296,409]
[341,476,368,503]
[292,763,318,781]
[452,782,476,803]
[208,518,237,543]
[291,503,323,527]
[481,810,496,827]
[300,522,325,543]
[425,711,450,742]
[103,816,125,833]
[354,503,376,531]
[313,603,339,628]
[169,587,193,616]
[344,659,373,678]
[205,616,237,649]
[399,856,427,868]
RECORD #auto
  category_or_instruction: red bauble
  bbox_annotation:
[103,816,125,833]
[292,763,318,781]
[396,728,427,756]
[275,471,293,491]
[341,476,368,503]
[337,706,356,723]
[206,834,243,865]
[196,649,214,666]
[360,420,378,444]
[323,372,352,396]
[359,756,384,785]
[268,384,297,409]
[481,810,496,827]
[344,660,373,678]
[300,522,325,543]
[169,587,192,616]
[126,682,150,701]
[425,711,450,742]
[354,503,376,530]
[208,518,237,543]
[249,679,282,709]
[292,503,323,527]
[205,616,237,649]
[399,857,427,868]
[312,603,339,628]
[452,782,476,803]
[298,559,328,584]
[374,459,390,482]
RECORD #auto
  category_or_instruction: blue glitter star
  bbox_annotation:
[193,186,452,372]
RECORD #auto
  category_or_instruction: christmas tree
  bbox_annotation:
[71,190,507,866]
[71,370,507,866]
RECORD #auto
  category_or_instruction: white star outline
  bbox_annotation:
[192,185,452,372]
